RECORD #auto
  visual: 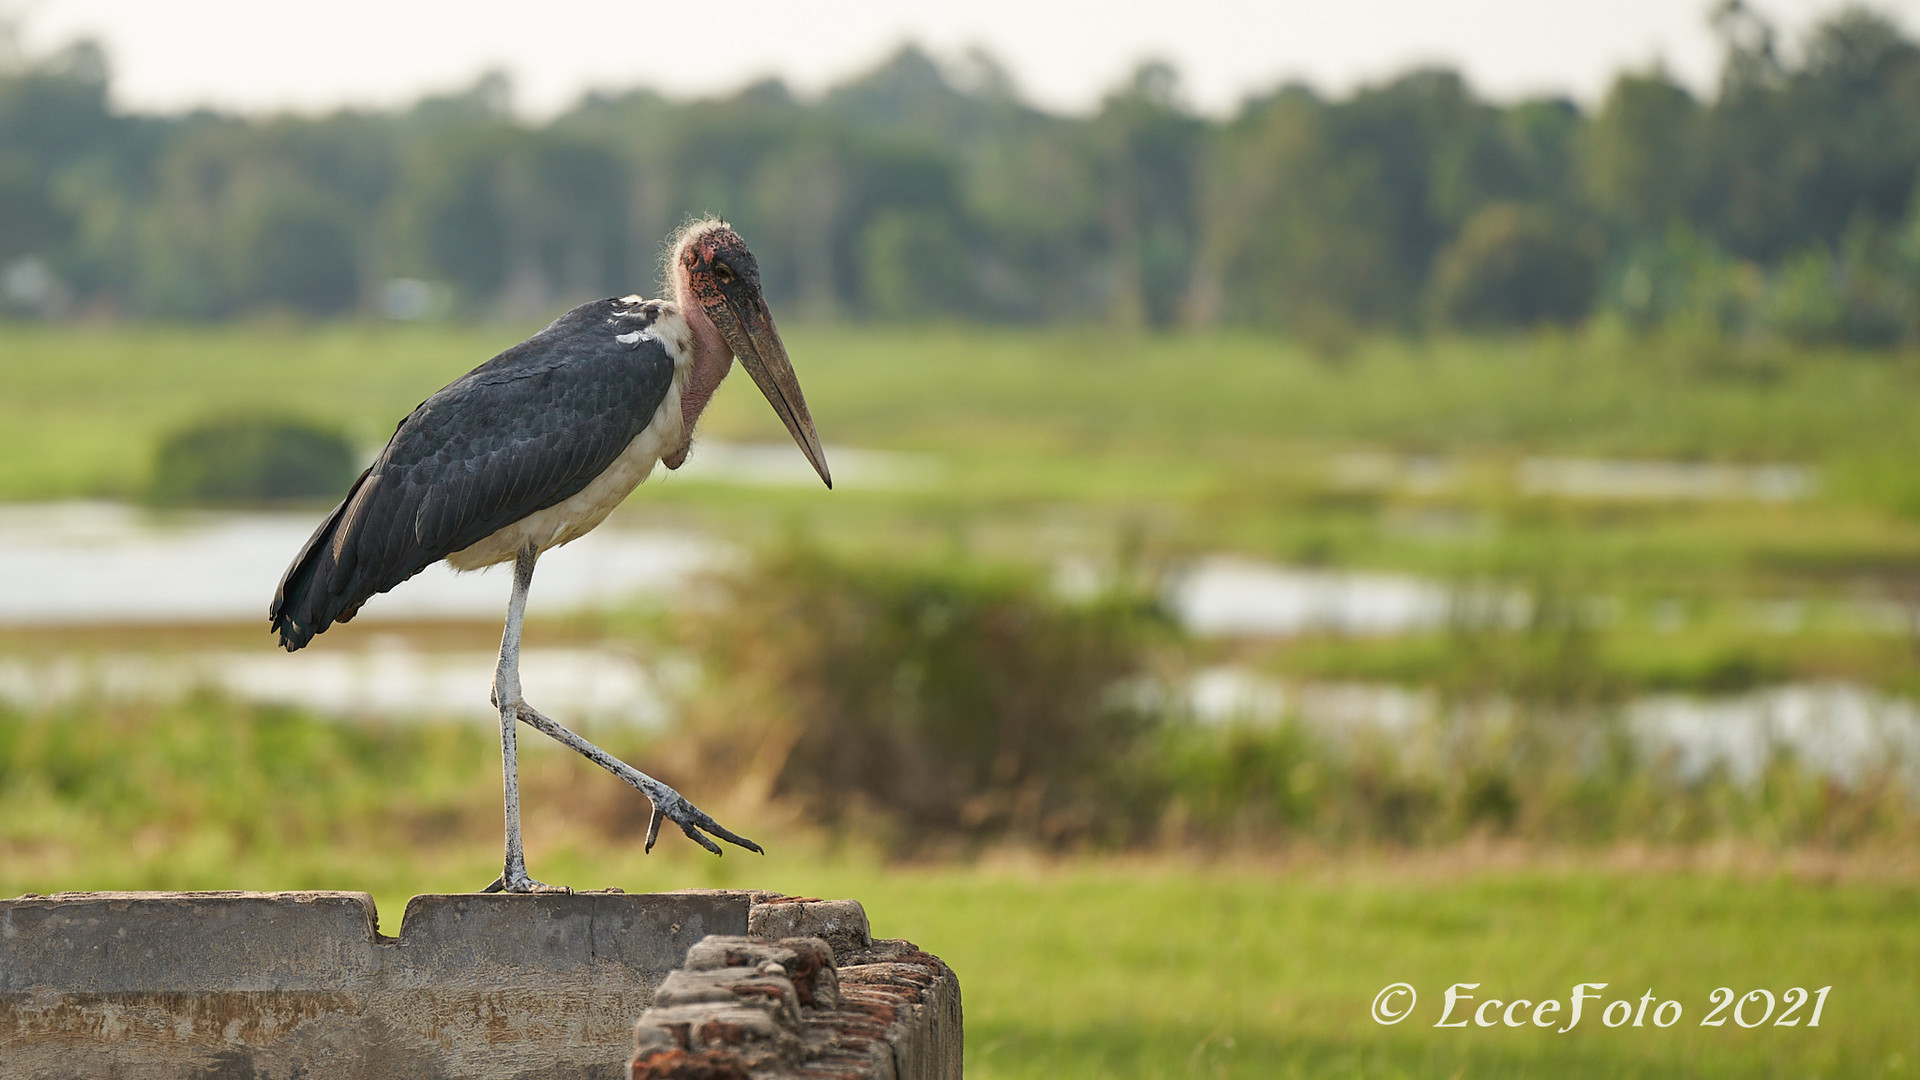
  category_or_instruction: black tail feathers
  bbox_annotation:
[269,470,373,651]
[270,507,344,651]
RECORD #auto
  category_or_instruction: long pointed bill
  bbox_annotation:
[715,295,831,489]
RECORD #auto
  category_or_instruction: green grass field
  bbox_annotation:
[779,857,1918,1080]
[2,699,1914,1078]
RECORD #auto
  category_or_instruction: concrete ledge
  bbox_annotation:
[1,889,749,1080]
[0,891,960,1080]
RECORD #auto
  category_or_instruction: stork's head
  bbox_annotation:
[669,219,830,488]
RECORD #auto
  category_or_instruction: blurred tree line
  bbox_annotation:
[5,4,1920,343]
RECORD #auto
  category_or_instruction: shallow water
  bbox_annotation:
[0,502,717,625]
[1170,556,1456,636]
[0,643,673,728]
[1517,457,1815,502]
[1184,666,1920,790]
[0,505,1482,636]
[1330,450,1817,502]
[6,503,1901,640]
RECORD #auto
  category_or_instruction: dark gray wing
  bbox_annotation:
[270,298,675,650]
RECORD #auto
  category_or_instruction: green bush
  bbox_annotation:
[677,546,1170,848]
[148,415,358,505]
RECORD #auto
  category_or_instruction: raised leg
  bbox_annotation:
[483,547,760,894]
[511,700,762,856]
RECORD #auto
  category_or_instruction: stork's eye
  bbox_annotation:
[714,264,735,284]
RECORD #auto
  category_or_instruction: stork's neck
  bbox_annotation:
[663,272,735,468]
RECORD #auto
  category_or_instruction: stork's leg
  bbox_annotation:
[483,547,562,893]
[510,701,763,856]
[483,548,761,883]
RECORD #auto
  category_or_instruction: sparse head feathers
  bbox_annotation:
[665,218,757,292]
[663,218,726,290]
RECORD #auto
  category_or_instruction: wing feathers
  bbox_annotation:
[269,299,677,650]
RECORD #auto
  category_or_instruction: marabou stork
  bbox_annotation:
[269,220,828,893]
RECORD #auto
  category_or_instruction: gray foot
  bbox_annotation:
[640,777,765,856]
[481,870,571,894]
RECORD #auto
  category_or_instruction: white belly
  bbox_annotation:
[446,307,690,570]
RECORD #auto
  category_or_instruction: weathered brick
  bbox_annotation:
[628,922,960,1080]
[748,898,873,955]
[683,935,840,1008]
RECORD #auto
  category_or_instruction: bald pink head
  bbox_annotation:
[662,221,742,466]
[660,220,830,487]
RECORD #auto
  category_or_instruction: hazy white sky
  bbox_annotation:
[11,0,1920,118]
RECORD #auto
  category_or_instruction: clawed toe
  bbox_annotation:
[647,789,763,856]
